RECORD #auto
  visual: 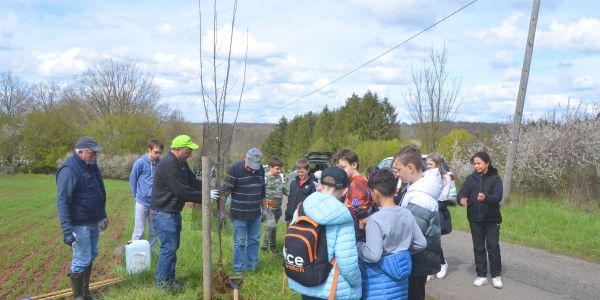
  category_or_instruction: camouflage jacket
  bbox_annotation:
[265,173,287,209]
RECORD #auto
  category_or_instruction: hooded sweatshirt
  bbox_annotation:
[286,191,362,300]
[400,168,442,276]
[129,154,160,207]
[358,205,427,299]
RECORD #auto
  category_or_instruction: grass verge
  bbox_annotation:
[449,195,600,262]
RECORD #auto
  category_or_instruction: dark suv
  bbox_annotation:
[288,151,333,182]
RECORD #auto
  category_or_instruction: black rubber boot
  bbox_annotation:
[83,263,94,300]
[69,272,85,300]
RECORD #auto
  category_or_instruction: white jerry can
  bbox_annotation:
[125,240,151,274]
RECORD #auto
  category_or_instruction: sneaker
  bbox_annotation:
[436,262,448,279]
[492,276,503,289]
[270,247,279,254]
[473,277,488,287]
[426,275,434,282]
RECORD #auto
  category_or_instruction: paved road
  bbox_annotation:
[426,230,600,300]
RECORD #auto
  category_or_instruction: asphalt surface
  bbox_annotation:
[426,230,600,300]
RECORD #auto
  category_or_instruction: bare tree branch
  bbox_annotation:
[405,45,461,152]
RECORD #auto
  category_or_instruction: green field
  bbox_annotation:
[0,174,298,299]
[1,174,599,299]
[0,174,133,299]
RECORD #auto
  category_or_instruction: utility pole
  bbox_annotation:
[502,0,541,206]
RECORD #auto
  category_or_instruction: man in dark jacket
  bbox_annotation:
[57,136,108,300]
[223,148,266,273]
[151,134,203,290]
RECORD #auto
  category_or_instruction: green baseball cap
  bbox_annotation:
[170,135,199,150]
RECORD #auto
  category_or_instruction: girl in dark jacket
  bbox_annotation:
[457,151,504,289]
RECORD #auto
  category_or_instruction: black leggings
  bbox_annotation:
[469,221,501,277]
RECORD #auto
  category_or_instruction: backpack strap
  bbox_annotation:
[295,203,319,227]
[328,258,339,300]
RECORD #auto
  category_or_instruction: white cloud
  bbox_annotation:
[503,67,521,81]
[527,93,572,109]
[471,82,518,101]
[491,50,517,69]
[155,22,176,36]
[571,76,595,90]
[538,18,600,52]
[201,25,280,61]
[0,30,15,50]
[347,0,440,26]
[34,47,96,77]
[154,76,179,92]
[468,12,526,46]
[153,52,177,64]
[106,47,129,58]
[366,65,407,84]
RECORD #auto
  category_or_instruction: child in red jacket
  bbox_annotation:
[333,148,373,242]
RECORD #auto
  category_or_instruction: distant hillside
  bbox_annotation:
[190,122,276,161]
[400,121,505,140]
[188,121,503,160]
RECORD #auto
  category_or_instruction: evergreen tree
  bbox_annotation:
[262,116,288,161]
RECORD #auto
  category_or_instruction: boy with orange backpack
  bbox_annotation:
[284,167,362,300]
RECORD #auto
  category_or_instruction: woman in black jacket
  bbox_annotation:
[458,151,504,289]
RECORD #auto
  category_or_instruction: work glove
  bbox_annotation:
[99,218,109,231]
[210,189,219,201]
[63,232,77,247]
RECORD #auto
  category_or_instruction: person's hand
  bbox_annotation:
[459,198,468,206]
[358,217,369,230]
[477,193,486,202]
[261,207,268,223]
[99,218,109,231]
[63,232,77,247]
[210,189,219,201]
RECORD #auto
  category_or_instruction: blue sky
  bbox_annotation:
[1,0,598,123]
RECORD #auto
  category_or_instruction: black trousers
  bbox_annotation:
[440,247,445,264]
[469,221,502,277]
[408,275,427,300]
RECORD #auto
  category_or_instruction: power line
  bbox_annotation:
[241,0,480,122]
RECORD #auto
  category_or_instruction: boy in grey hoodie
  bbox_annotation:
[358,168,426,299]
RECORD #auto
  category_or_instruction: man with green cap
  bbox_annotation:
[151,134,203,290]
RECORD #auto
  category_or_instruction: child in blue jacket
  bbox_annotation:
[358,169,426,300]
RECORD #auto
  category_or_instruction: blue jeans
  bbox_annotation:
[232,217,261,272]
[152,210,182,286]
[71,224,100,273]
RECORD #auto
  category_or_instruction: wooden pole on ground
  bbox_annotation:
[502,0,541,206]
[202,156,212,300]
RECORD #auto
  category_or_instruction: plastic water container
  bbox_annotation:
[125,240,151,274]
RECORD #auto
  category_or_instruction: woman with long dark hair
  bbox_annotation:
[457,151,504,289]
